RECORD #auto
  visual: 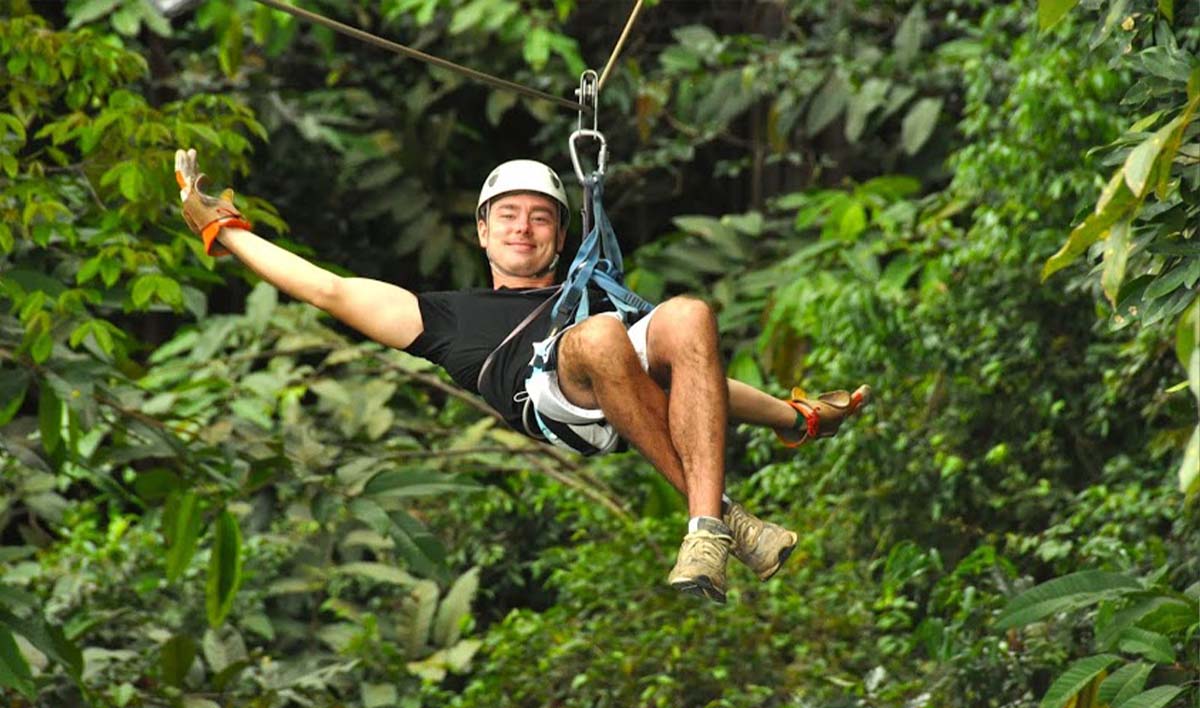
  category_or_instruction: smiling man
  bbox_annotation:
[175,150,869,603]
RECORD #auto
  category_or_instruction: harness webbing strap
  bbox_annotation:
[476,286,561,394]
[550,175,654,332]
[513,171,653,456]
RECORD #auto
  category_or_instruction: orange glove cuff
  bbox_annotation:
[200,217,251,257]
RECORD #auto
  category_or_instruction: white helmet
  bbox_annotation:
[476,159,570,226]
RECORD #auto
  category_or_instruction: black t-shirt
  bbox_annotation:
[405,287,558,424]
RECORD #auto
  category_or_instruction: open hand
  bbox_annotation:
[172,147,250,256]
[174,147,200,201]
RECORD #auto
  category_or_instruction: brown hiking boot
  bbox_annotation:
[667,517,733,604]
[724,501,799,581]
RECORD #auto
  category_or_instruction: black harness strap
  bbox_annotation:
[476,287,561,394]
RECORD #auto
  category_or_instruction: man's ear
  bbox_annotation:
[556,224,567,252]
[477,217,489,247]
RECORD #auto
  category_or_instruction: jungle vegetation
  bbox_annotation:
[0,0,1197,706]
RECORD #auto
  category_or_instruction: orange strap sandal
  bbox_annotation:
[776,384,871,448]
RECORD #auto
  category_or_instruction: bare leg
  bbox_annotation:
[727,378,796,431]
[556,299,726,519]
[644,298,728,519]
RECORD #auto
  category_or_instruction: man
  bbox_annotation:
[174,149,869,603]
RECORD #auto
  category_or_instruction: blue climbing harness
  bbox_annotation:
[524,169,655,454]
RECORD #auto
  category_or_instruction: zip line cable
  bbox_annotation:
[597,0,645,91]
[249,0,589,113]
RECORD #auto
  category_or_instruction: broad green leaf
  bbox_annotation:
[201,627,247,675]
[165,492,202,582]
[218,14,243,77]
[1098,662,1150,704]
[1118,686,1184,708]
[1180,424,1198,496]
[362,469,481,499]
[893,3,926,64]
[880,254,921,295]
[1116,627,1175,664]
[67,0,121,28]
[432,567,479,648]
[839,202,868,240]
[1040,654,1119,708]
[1178,298,1198,397]
[523,25,551,70]
[0,608,82,679]
[130,275,158,308]
[159,634,196,688]
[0,368,30,426]
[388,508,446,580]
[244,282,277,333]
[1158,0,1173,22]
[1038,0,1082,30]
[723,212,764,236]
[901,98,942,155]
[1042,172,1138,280]
[449,0,488,34]
[139,0,172,36]
[335,562,415,586]
[349,498,392,534]
[996,571,1141,629]
[727,348,764,388]
[38,381,62,454]
[1123,119,1176,196]
[363,683,398,708]
[206,510,243,628]
[1097,597,1197,649]
[0,584,36,608]
[806,71,848,136]
[1101,219,1131,305]
[118,163,142,201]
[405,638,482,682]
[0,628,34,699]
[406,579,439,654]
[111,4,141,36]
[1153,94,1199,198]
[845,78,890,143]
[485,90,517,127]
[1144,264,1193,302]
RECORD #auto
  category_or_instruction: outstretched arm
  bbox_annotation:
[217,228,424,350]
[175,149,424,351]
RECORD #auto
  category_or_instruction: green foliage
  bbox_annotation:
[1036,1,1199,494]
[2,1,1198,707]
[998,571,1199,708]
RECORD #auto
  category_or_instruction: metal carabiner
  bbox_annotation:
[568,129,608,185]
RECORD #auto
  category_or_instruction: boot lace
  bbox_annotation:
[681,530,730,567]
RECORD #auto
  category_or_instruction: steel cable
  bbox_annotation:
[251,0,588,113]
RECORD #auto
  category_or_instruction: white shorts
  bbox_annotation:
[523,307,658,454]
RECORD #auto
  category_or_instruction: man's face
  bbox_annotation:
[477,192,566,279]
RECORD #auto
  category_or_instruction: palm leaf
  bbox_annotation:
[996,572,1141,629]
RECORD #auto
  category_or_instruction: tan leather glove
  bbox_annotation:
[174,148,252,257]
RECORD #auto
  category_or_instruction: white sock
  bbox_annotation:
[688,515,723,533]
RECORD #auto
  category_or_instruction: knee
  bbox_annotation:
[656,296,718,344]
[561,315,636,368]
